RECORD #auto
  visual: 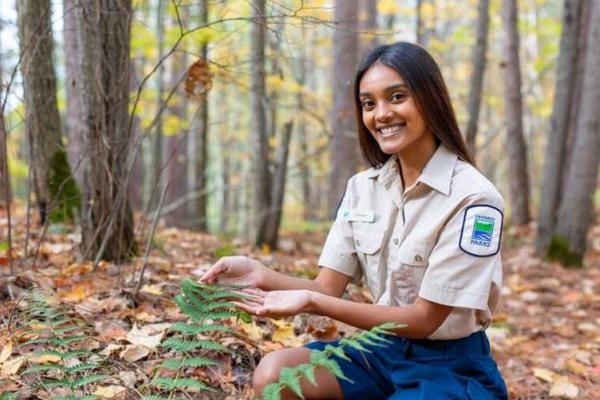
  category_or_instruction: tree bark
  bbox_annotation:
[465,0,490,156]
[188,0,210,231]
[63,0,85,188]
[552,0,600,266]
[329,0,360,215]
[77,0,136,262]
[264,121,293,249]
[360,0,379,57]
[501,0,530,225]
[536,0,584,252]
[18,0,80,224]
[250,0,271,246]
[0,19,10,208]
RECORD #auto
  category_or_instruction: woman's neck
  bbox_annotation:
[397,136,438,190]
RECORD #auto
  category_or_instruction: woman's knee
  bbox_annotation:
[253,349,309,396]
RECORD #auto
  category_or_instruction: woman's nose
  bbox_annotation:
[375,103,394,122]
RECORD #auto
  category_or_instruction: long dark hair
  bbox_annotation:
[354,42,475,167]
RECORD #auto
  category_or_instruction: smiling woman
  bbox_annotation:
[201,42,508,400]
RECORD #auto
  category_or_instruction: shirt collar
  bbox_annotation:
[367,144,457,196]
[417,144,457,196]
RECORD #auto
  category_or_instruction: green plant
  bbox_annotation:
[15,290,108,400]
[546,235,583,268]
[143,279,252,399]
[260,322,405,400]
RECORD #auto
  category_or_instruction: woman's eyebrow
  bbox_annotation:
[359,83,408,97]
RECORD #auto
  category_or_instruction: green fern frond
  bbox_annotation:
[53,396,98,400]
[262,383,283,400]
[160,357,220,370]
[23,364,64,374]
[279,367,304,398]
[35,349,95,359]
[70,374,109,388]
[150,377,215,391]
[170,322,234,335]
[160,337,231,353]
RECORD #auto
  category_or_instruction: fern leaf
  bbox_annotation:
[324,344,351,361]
[150,377,215,391]
[279,367,304,399]
[297,364,317,386]
[64,362,98,374]
[160,338,231,353]
[319,358,353,383]
[35,349,94,359]
[160,357,219,370]
[170,322,234,335]
[54,396,98,400]
[70,374,109,388]
[140,397,172,400]
[338,338,370,352]
[262,383,282,400]
[23,364,64,374]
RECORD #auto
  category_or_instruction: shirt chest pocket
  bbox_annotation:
[391,241,433,305]
[352,225,386,293]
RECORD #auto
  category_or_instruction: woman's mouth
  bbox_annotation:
[377,122,407,138]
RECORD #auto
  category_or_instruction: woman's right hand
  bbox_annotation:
[199,256,267,288]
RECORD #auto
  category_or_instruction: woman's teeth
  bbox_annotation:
[379,123,405,137]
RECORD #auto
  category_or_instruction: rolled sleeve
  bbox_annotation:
[419,193,504,310]
[317,187,362,280]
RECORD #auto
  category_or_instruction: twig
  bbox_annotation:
[134,182,169,299]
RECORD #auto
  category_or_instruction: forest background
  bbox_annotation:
[0,0,599,399]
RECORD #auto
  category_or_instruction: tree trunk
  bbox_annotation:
[188,0,210,231]
[77,0,136,262]
[329,0,360,215]
[264,121,293,249]
[465,0,490,156]
[149,0,166,212]
[536,0,584,253]
[63,0,85,188]
[18,0,80,224]
[0,20,10,208]
[360,0,379,57]
[501,0,530,226]
[250,0,271,246]
[551,0,600,267]
[297,24,311,221]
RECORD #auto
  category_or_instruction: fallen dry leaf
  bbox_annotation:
[30,354,62,364]
[0,355,25,376]
[125,324,164,349]
[93,384,127,398]
[271,319,304,347]
[120,345,150,363]
[549,380,579,398]
[238,321,267,341]
[140,284,163,296]
[533,367,556,383]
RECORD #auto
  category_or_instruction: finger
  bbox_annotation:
[240,287,266,297]
[233,301,263,315]
[199,261,226,283]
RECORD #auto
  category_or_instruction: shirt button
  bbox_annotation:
[414,254,423,262]
[393,238,399,246]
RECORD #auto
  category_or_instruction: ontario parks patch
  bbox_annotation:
[459,205,503,257]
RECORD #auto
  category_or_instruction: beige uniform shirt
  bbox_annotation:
[318,145,504,340]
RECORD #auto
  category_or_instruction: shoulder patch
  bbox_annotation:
[458,205,503,257]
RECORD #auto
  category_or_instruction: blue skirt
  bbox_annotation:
[306,331,507,400]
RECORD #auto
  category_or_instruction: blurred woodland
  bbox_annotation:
[0,0,599,399]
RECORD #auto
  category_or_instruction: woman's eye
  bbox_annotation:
[361,100,375,109]
[392,93,406,101]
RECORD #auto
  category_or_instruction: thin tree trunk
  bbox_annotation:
[150,0,166,212]
[0,19,11,208]
[18,0,80,224]
[501,0,530,225]
[189,0,210,231]
[264,121,293,249]
[297,24,311,221]
[360,0,379,57]
[552,0,600,266]
[416,0,425,45]
[536,0,584,252]
[63,0,85,188]
[329,0,360,215]
[465,0,490,156]
[250,0,270,246]
[77,0,136,262]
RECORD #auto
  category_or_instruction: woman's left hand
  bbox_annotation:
[234,288,312,318]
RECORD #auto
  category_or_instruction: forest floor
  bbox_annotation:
[1,204,600,400]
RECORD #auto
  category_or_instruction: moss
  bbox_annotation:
[46,150,81,223]
[546,235,583,268]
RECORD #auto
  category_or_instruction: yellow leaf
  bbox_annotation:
[140,284,163,296]
[0,356,25,376]
[239,321,267,341]
[58,285,89,303]
[533,367,557,383]
[93,385,127,398]
[271,319,304,347]
[377,0,399,15]
[0,342,12,363]
[564,358,587,375]
[31,354,61,364]
[549,380,579,398]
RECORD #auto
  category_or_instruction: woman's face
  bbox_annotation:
[358,63,435,159]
